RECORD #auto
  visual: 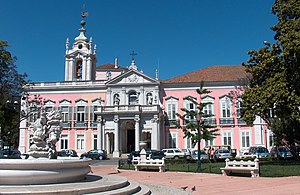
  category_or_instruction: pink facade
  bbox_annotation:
[18,15,271,157]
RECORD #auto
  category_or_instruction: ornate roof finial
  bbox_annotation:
[81,4,88,30]
[155,69,159,80]
[129,50,138,70]
[75,4,88,41]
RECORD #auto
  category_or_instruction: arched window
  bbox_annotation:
[128,91,138,105]
[76,59,82,80]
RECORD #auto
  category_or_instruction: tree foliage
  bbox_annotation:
[0,40,28,148]
[175,83,219,148]
[241,0,300,147]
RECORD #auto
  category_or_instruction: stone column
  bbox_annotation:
[113,116,120,157]
[86,56,92,80]
[151,115,159,150]
[106,133,110,153]
[107,88,112,106]
[140,86,144,105]
[122,87,126,105]
[102,120,106,150]
[134,116,140,151]
[65,58,70,81]
[96,116,103,150]
[70,59,75,81]
[82,58,87,80]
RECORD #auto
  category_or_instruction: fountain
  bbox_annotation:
[0,110,151,194]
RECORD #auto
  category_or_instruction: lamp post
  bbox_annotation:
[196,114,201,173]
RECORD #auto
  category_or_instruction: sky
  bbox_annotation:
[1,0,277,82]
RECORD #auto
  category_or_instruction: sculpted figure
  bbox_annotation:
[29,110,62,159]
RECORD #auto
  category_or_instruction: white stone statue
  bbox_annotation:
[29,110,62,159]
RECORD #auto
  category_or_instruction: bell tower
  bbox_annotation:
[64,10,97,81]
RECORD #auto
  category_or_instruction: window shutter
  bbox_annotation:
[84,106,89,122]
[90,106,94,122]
[74,106,77,121]
[68,106,72,121]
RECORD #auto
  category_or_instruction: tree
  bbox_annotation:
[0,40,28,148]
[175,82,218,172]
[241,0,300,151]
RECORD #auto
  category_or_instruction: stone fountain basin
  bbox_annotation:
[0,158,91,185]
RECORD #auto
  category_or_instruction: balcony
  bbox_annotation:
[90,121,99,128]
[74,121,87,128]
[204,118,217,125]
[166,119,178,127]
[62,122,70,128]
[219,118,234,125]
[96,105,160,114]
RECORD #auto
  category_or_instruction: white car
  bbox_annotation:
[162,148,186,159]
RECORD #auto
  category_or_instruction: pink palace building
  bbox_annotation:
[18,16,273,157]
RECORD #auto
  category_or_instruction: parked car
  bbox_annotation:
[182,148,192,159]
[127,151,141,164]
[162,148,186,159]
[80,149,107,160]
[57,149,78,157]
[191,150,208,160]
[248,146,270,158]
[213,149,232,159]
[0,148,21,159]
[270,146,293,159]
[127,149,165,164]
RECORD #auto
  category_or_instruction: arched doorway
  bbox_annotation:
[120,120,135,153]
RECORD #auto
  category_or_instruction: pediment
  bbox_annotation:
[106,69,159,86]
[65,50,89,58]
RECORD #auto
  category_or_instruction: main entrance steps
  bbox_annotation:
[0,174,151,195]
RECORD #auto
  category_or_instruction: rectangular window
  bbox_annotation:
[77,106,85,122]
[185,102,196,120]
[223,131,232,146]
[221,102,231,118]
[167,103,176,120]
[93,106,98,122]
[241,131,250,148]
[236,101,243,118]
[76,134,85,150]
[204,103,213,116]
[168,132,177,148]
[205,139,215,146]
[61,106,69,122]
[93,134,97,150]
[60,134,68,149]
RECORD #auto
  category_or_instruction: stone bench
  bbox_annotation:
[133,149,165,172]
[134,158,166,172]
[220,158,259,178]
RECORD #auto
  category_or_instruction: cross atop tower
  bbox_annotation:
[130,50,137,62]
[129,50,138,70]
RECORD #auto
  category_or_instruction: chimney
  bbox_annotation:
[114,57,118,68]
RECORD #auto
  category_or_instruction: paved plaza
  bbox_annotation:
[92,165,300,195]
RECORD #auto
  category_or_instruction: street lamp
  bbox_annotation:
[196,114,201,173]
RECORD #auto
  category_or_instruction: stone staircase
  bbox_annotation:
[0,174,151,195]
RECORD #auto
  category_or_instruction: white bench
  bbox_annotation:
[133,149,165,172]
[220,158,259,178]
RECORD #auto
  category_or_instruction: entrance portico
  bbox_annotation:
[95,105,163,157]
